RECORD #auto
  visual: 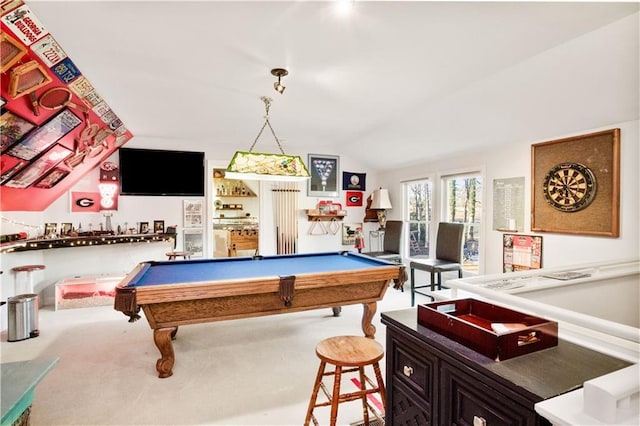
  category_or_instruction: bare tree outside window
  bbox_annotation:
[405,180,432,257]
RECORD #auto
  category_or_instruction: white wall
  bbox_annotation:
[379,120,640,275]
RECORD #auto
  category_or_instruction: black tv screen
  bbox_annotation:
[119,148,205,196]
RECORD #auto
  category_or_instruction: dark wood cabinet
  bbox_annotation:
[382,308,631,426]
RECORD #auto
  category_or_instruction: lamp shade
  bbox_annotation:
[370,188,392,209]
[225,151,310,182]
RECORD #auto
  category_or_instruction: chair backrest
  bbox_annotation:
[383,220,403,254]
[435,222,464,263]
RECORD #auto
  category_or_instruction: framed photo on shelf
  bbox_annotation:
[183,199,203,228]
[308,154,339,197]
[183,229,204,257]
[531,129,620,237]
[5,109,82,161]
[4,144,72,189]
[153,220,165,233]
[60,222,73,236]
[44,222,57,236]
[1,110,36,153]
[139,222,149,234]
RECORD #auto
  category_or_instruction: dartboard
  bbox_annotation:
[543,162,596,212]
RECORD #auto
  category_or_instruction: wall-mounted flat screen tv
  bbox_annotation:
[119,148,205,196]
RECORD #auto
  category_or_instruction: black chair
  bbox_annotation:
[410,222,464,306]
[362,220,402,261]
[363,220,406,290]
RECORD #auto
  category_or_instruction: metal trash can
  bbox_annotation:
[7,293,39,342]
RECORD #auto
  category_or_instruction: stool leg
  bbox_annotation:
[373,362,387,414]
[304,361,326,426]
[358,366,370,425]
[330,366,342,426]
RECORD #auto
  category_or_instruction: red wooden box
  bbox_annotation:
[417,298,558,361]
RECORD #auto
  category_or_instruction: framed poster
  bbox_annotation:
[492,177,525,232]
[34,166,69,189]
[184,229,204,257]
[183,200,203,228]
[531,129,620,237]
[308,154,339,197]
[5,109,82,161]
[342,222,362,245]
[0,110,36,153]
[503,234,542,272]
[4,144,72,189]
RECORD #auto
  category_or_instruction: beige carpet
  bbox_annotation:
[1,287,422,425]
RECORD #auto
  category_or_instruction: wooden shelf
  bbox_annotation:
[0,233,175,253]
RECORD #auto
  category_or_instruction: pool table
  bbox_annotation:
[114,251,403,378]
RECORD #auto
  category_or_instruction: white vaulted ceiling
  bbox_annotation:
[27,1,639,171]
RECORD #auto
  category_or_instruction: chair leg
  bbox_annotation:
[410,267,416,306]
[430,271,436,291]
[458,269,463,278]
[304,361,326,426]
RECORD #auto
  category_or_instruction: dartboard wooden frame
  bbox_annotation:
[531,129,620,237]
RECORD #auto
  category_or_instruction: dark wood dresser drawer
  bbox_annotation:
[440,361,539,426]
[391,335,437,399]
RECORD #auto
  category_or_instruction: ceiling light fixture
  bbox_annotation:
[271,68,288,94]
[225,96,310,182]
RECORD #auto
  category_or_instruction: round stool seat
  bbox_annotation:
[12,264,45,273]
[315,335,384,367]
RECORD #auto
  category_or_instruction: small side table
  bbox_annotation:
[166,251,192,261]
[11,264,45,294]
[368,230,385,251]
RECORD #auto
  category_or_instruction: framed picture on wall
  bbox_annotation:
[183,200,203,228]
[184,229,204,257]
[308,154,339,197]
[0,110,36,153]
[503,234,542,272]
[33,166,69,189]
[531,129,620,237]
[4,144,72,189]
[5,109,82,161]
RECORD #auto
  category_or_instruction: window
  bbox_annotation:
[404,180,432,257]
[442,174,482,271]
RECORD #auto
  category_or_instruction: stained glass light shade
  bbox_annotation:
[225,151,310,182]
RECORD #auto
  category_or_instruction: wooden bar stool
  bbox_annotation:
[165,251,191,261]
[304,335,386,426]
[11,264,45,294]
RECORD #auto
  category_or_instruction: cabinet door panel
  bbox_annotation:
[441,362,537,426]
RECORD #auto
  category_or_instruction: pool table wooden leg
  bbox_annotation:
[362,302,377,338]
[153,326,177,378]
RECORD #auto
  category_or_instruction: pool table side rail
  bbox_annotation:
[117,265,399,305]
